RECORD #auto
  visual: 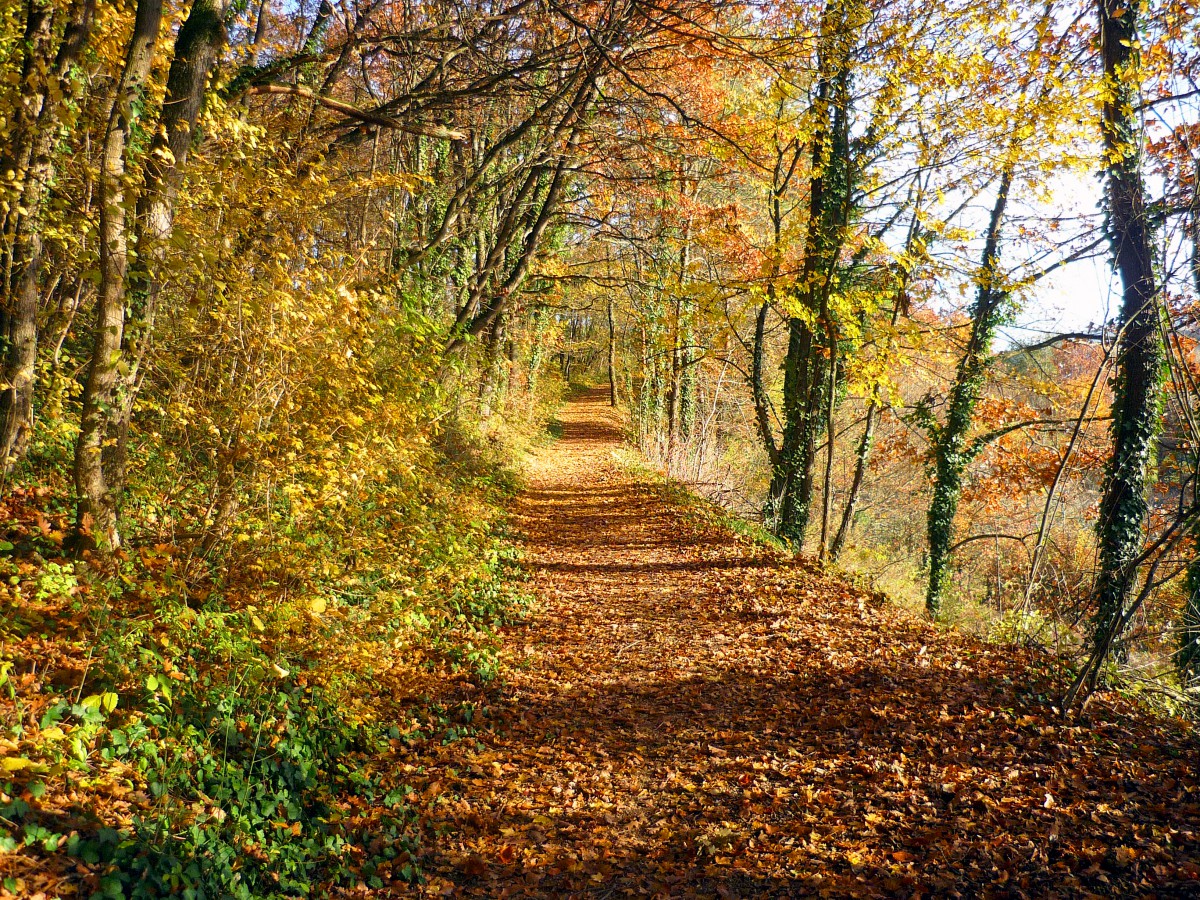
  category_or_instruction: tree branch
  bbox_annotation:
[246,84,465,140]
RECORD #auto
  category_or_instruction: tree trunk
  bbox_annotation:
[750,299,779,467]
[1024,351,1110,604]
[1177,555,1200,689]
[924,168,1012,617]
[679,316,696,440]
[818,350,839,561]
[766,318,827,546]
[830,396,877,560]
[111,0,229,498]
[748,125,799,475]
[607,296,618,407]
[73,0,164,550]
[764,31,854,549]
[830,289,909,560]
[0,0,95,476]
[666,296,681,465]
[1067,0,1164,707]
[479,310,507,420]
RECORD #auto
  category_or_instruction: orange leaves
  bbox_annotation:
[386,392,1200,898]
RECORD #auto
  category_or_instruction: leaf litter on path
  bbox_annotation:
[391,389,1200,899]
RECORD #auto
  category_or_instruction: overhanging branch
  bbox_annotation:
[247,84,465,140]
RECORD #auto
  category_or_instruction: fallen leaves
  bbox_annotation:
[393,392,1200,898]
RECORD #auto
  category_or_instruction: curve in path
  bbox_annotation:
[405,388,1200,899]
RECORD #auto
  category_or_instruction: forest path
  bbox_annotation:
[404,388,1200,899]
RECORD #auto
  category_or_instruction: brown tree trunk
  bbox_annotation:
[829,396,877,560]
[607,296,618,407]
[75,0,228,547]
[830,224,915,561]
[924,168,1013,617]
[817,350,838,561]
[112,0,230,498]
[479,311,507,420]
[0,0,95,476]
[73,0,165,550]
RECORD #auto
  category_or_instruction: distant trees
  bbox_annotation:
[560,0,1200,708]
[1,0,724,550]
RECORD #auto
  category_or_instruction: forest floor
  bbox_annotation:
[397,388,1200,899]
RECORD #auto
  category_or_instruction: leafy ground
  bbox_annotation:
[391,388,1200,899]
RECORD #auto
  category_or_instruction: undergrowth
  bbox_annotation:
[0,410,532,898]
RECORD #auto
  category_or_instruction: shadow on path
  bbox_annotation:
[404,388,1200,899]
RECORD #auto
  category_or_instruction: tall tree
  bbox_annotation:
[764,0,858,547]
[1066,0,1164,707]
[73,0,165,549]
[924,167,1013,616]
[76,0,230,548]
[0,0,95,475]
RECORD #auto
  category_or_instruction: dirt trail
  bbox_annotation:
[405,388,1200,899]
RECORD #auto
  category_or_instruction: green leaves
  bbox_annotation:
[80,691,119,714]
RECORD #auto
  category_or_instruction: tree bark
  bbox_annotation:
[1179,555,1200,687]
[607,296,618,407]
[73,0,164,550]
[478,310,507,420]
[109,0,229,499]
[77,0,227,549]
[1067,0,1164,706]
[748,127,799,472]
[924,168,1012,617]
[830,395,877,559]
[0,0,95,476]
[818,349,838,560]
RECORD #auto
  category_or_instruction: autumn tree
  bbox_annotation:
[1066,0,1165,707]
[0,0,95,475]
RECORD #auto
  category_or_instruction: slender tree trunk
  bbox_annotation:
[479,310,507,420]
[679,317,696,439]
[818,350,838,560]
[1178,555,1200,687]
[526,304,547,418]
[750,300,779,465]
[73,0,164,550]
[0,0,95,476]
[925,168,1013,617]
[830,290,909,560]
[1024,351,1110,604]
[76,0,228,545]
[1067,0,1164,707]
[607,296,618,407]
[748,127,799,475]
[445,78,596,356]
[666,296,681,465]
[830,396,877,559]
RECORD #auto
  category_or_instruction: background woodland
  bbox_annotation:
[2,0,1200,894]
